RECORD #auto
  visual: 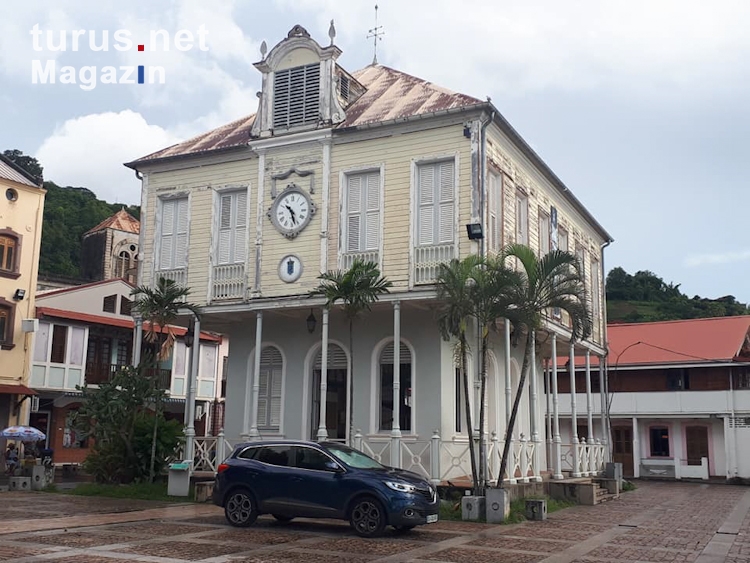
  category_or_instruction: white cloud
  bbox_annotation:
[684,250,750,267]
[276,0,750,100]
[35,110,179,204]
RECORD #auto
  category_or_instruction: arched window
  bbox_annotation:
[311,344,348,440]
[0,229,21,279]
[379,340,412,432]
[114,250,130,279]
[257,346,283,432]
[0,298,14,349]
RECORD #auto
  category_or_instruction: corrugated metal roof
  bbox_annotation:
[84,209,140,235]
[127,64,481,166]
[564,316,750,368]
[0,155,41,188]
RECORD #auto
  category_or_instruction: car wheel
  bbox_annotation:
[349,497,386,538]
[393,525,415,534]
[224,488,258,528]
[272,514,294,523]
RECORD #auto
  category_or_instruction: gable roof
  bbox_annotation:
[0,154,42,188]
[125,64,481,167]
[36,277,135,299]
[607,316,750,367]
[84,209,140,236]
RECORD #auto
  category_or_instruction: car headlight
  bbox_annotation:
[385,480,418,494]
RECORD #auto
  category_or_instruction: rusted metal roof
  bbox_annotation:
[126,64,481,167]
[85,209,140,235]
[0,155,41,188]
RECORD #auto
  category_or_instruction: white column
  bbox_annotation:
[569,343,580,477]
[723,415,732,480]
[504,320,512,434]
[316,309,330,441]
[132,315,143,365]
[545,361,552,470]
[391,301,402,468]
[551,334,563,479]
[599,356,607,449]
[249,312,263,440]
[672,422,682,479]
[184,317,200,463]
[529,331,541,481]
[585,350,593,441]
[632,417,640,478]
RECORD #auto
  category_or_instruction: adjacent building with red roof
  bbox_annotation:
[554,317,750,481]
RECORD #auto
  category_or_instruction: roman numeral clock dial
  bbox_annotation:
[267,184,317,239]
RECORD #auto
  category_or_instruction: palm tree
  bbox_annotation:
[131,277,201,482]
[496,244,591,488]
[435,256,482,492]
[310,260,392,443]
[467,257,518,487]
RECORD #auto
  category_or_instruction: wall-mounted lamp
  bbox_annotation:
[466,223,484,240]
[13,289,25,301]
[306,309,317,333]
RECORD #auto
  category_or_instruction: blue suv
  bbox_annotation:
[213,440,439,537]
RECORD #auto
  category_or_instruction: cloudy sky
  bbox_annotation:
[1,0,749,301]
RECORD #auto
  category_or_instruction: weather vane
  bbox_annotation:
[366,4,384,65]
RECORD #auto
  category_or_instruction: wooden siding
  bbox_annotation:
[330,124,472,290]
[144,156,257,306]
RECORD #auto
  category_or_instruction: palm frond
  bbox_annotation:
[309,260,392,318]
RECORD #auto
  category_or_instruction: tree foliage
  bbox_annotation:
[74,365,183,484]
[3,149,43,179]
[606,267,750,322]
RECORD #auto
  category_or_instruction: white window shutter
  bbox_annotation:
[218,195,232,265]
[159,200,175,270]
[234,191,247,264]
[258,347,283,430]
[270,365,282,427]
[438,162,455,244]
[418,164,435,246]
[257,370,268,427]
[489,173,501,251]
[365,173,380,251]
[174,198,189,268]
[347,176,362,252]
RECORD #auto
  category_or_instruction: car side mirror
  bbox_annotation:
[325,460,343,472]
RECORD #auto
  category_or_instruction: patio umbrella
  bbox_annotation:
[0,426,46,442]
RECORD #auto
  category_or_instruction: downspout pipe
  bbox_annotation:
[599,239,613,460]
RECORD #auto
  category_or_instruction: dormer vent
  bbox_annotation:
[273,63,321,130]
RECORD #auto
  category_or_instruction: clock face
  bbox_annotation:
[278,254,303,283]
[269,186,316,238]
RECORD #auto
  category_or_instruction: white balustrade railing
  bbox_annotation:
[341,251,380,270]
[439,440,473,482]
[414,244,454,284]
[400,440,430,479]
[154,268,187,291]
[212,264,245,301]
[562,440,605,477]
[192,431,236,472]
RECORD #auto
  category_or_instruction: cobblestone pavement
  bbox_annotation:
[0,481,748,562]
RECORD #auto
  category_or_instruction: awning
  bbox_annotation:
[0,384,37,396]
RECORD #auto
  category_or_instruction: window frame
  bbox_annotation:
[341,168,383,260]
[414,157,458,248]
[487,170,503,254]
[0,297,16,350]
[155,194,190,273]
[649,425,671,458]
[256,345,284,433]
[538,210,551,256]
[377,340,413,433]
[214,188,248,267]
[0,229,22,280]
[515,191,529,245]
[272,63,321,131]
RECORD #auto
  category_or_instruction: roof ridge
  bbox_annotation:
[610,315,750,328]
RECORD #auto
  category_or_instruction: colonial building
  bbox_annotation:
[80,209,140,284]
[30,279,227,464]
[126,24,612,483]
[557,317,750,481]
[0,155,44,428]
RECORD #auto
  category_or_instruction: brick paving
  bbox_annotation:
[0,481,747,562]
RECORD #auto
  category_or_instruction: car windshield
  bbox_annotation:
[326,444,384,469]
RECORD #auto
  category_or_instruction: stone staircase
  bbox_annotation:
[547,476,620,506]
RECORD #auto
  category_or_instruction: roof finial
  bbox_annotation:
[328,19,336,46]
[260,40,267,59]
[366,4,384,65]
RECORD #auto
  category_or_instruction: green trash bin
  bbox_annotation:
[168,461,191,497]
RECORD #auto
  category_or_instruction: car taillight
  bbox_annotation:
[217,463,229,474]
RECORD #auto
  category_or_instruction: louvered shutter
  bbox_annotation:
[174,198,189,268]
[234,191,247,263]
[380,341,411,364]
[438,162,455,244]
[347,175,362,252]
[418,165,435,245]
[257,370,268,428]
[258,346,283,430]
[516,195,528,245]
[489,173,501,251]
[273,63,320,129]
[314,344,347,369]
[539,213,550,255]
[159,200,175,269]
[218,195,232,264]
[270,363,282,428]
[365,173,380,251]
